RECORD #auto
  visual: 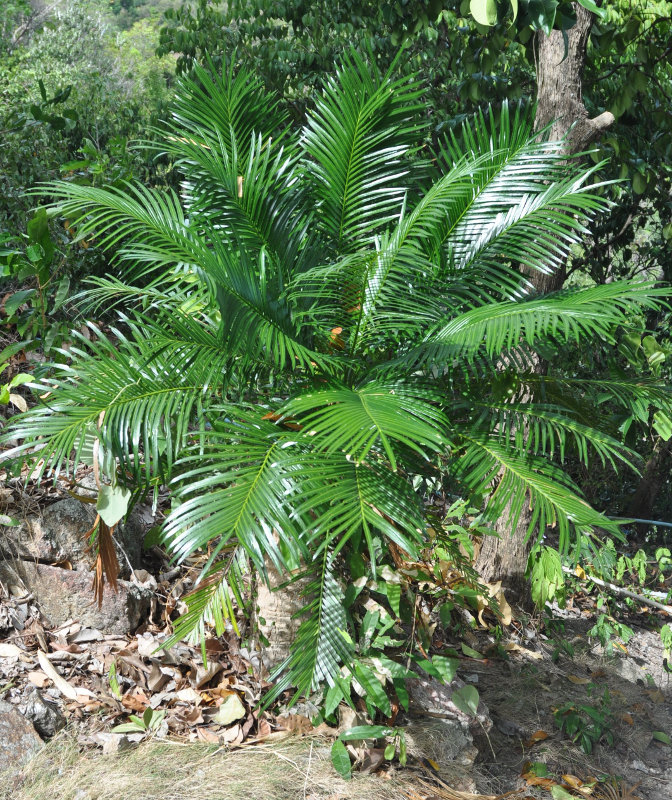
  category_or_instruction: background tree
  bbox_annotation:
[0,0,176,359]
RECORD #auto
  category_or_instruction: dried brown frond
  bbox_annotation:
[405,777,525,800]
[87,516,119,607]
[594,780,642,800]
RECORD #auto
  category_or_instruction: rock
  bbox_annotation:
[0,496,145,576]
[23,689,66,739]
[0,498,96,569]
[404,717,478,792]
[406,674,492,733]
[403,673,492,793]
[102,734,135,755]
[0,560,152,635]
[0,699,43,783]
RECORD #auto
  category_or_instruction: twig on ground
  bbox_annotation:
[562,566,672,616]
[303,739,314,799]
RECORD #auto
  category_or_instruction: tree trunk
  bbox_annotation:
[254,562,311,672]
[474,4,615,599]
[534,4,614,156]
[627,439,672,538]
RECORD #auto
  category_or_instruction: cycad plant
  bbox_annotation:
[6,53,669,702]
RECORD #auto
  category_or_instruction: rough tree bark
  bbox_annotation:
[474,4,615,599]
[627,439,672,537]
[254,563,311,672]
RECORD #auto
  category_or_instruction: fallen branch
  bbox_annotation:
[562,566,672,616]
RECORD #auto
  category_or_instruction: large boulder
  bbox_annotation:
[0,560,152,635]
[0,699,43,784]
[0,496,145,576]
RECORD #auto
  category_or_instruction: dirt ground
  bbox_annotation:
[3,612,671,800]
[468,613,672,800]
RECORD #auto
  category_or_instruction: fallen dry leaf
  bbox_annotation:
[222,722,244,744]
[51,642,84,653]
[477,582,513,627]
[82,701,104,713]
[524,730,549,747]
[37,650,96,700]
[190,660,223,688]
[0,643,22,658]
[121,688,150,712]
[276,713,313,734]
[562,775,588,791]
[312,722,339,738]
[176,687,202,704]
[26,670,50,688]
[241,712,255,739]
[645,689,665,704]
[147,663,170,693]
[567,675,591,685]
[360,747,386,774]
[208,692,246,726]
[196,727,220,744]
[522,773,555,789]
[502,643,543,660]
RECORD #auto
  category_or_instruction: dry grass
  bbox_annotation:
[2,730,413,800]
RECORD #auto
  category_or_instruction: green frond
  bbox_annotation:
[57,185,327,374]
[433,102,602,274]
[469,399,637,468]
[525,375,672,421]
[162,415,310,576]
[279,380,451,469]
[439,100,540,165]
[161,550,248,658]
[4,322,227,484]
[162,126,311,277]
[35,181,197,271]
[202,240,331,373]
[343,137,602,350]
[81,274,215,318]
[302,49,424,248]
[418,282,667,366]
[168,57,288,165]
[452,432,622,552]
[346,156,500,349]
[292,454,426,564]
[451,171,609,279]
